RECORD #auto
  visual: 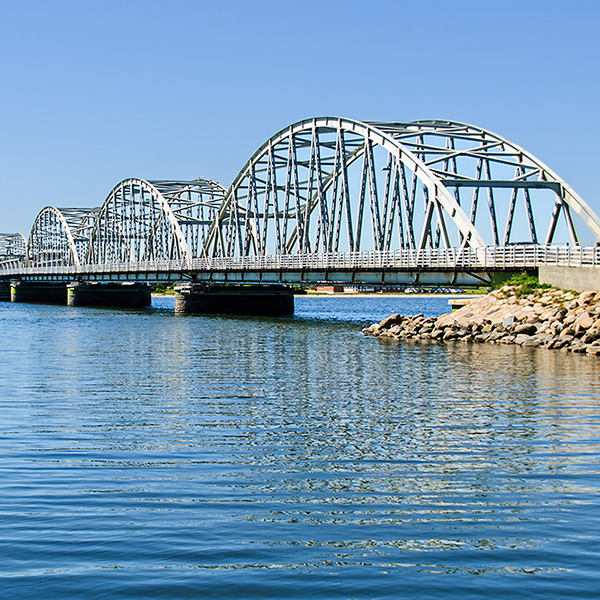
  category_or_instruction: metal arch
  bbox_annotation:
[204,117,600,257]
[86,178,191,264]
[203,116,487,257]
[148,179,228,258]
[86,177,227,264]
[0,232,26,269]
[374,119,600,244]
[27,207,99,267]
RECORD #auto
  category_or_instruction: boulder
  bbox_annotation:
[571,344,588,353]
[522,337,543,347]
[443,330,460,340]
[582,328,600,344]
[579,291,597,305]
[574,312,595,332]
[378,314,404,329]
[363,324,380,335]
[514,323,538,336]
[502,315,516,329]
[559,327,575,338]
[564,313,577,325]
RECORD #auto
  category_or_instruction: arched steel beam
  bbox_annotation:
[204,117,600,257]
[0,232,26,258]
[388,119,600,244]
[27,207,99,267]
[203,117,487,257]
[86,177,227,264]
[86,178,192,264]
[0,232,27,268]
[148,179,228,258]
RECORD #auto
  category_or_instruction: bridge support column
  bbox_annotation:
[0,281,11,301]
[174,283,294,316]
[67,282,152,308]
[11,281,68,304]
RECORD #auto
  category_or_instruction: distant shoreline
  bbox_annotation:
[152,292,479,300]
[303,293,479,299]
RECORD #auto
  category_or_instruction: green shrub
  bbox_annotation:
[502,273,552,297]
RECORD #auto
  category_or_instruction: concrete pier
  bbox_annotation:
[0,281,11,301]
[11,281,68,304]
[67,282,152,308]
[174,283,294,315]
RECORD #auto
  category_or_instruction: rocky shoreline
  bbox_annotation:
[363,283,600,356]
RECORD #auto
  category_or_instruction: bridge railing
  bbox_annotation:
[0,244,598,276]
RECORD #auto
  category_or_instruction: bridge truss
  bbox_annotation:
[0,233,26,268]
[2,117,599,283]
[86,178,227,264]
[28,207,100,267]
[205,118,600,258]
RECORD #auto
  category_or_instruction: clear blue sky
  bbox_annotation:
[1,0,598,236]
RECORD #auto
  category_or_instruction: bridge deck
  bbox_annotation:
[1,245,598,287]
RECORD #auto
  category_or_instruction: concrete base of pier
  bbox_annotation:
[67,282,152,308]
[10,281,68,304]
[174,283,294,315]
[0,281,11,301]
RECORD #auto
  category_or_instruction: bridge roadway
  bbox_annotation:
[1,245,598,287]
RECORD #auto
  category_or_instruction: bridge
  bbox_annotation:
[1,117,599,313]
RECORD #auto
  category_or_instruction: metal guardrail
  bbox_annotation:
[0,245,599,278]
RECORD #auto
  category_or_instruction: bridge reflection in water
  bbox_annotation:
[1,118,599,313]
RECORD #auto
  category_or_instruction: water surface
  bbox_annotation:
[1,296,599,599]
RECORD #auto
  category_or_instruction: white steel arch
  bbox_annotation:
[384,119,600,245]
[27,207,99,267]
[203,117,600,258]
[0,232,26,269]
[85,178,227,264]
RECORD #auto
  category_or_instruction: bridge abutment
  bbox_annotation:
[539,265,600,293]
[174,283,294,316]
[67,282,152,308]
[10,281,68,304]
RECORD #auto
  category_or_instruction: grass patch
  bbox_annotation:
[501,273,553,298]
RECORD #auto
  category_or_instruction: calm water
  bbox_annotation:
[1,296,599,599]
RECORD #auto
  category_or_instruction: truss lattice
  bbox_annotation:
[86,178,227,263]
[28,207,99,267]
[12,117,600,271]
[0,233,26,269]
[204,117,600,257]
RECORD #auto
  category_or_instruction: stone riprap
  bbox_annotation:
[362,286,600,356]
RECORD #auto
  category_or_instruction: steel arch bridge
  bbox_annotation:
[28,206,100,267]
[0,233,26,268]
[205,117,600,258]
[85,178,227,264]
[2,116,600,284]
